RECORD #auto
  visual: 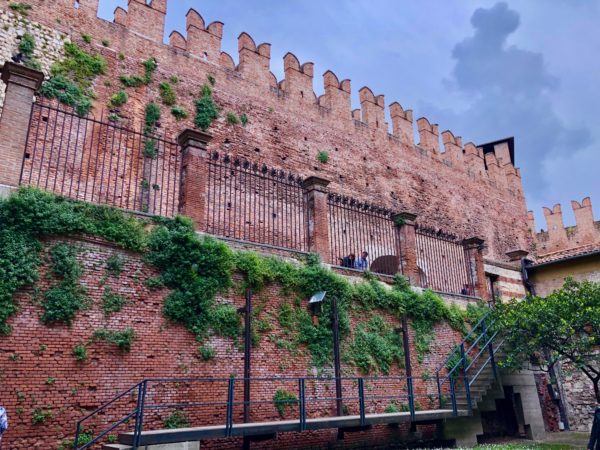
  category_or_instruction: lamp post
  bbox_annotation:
[309,291,343,417]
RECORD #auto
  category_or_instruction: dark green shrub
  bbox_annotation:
[198,345,216,361]
[194,93,219,130]
[226,112,240,125]
[18,32,36,56]
[81,33,92,44]
[105,254,125,277]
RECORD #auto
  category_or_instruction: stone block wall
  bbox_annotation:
[0,10,67,114]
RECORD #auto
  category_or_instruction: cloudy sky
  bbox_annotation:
[98,0,600,229]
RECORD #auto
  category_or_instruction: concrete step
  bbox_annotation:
[102,444,131,450]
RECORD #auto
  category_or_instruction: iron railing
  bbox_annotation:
[21,100,180,217]
[435,312,502,414]
[415,225,475,295]
[204,152,308,252]
[74,374,445,449]
[327,194,402,276]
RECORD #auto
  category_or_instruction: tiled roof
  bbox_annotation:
[534,243,600,265]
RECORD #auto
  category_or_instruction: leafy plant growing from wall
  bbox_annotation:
[164,410,190,429]
[101,287,127,317]
[171,106,188,121]
[91,328,135,352]
[159,81,176,106]
[120,57,158,87]
[108,90,128,109]
[9,2,32,16]
[40,42,107,116]
[17,32,41,70]
[41,243,89,326]
[273,390,298,417]
[72,343,88,363]
[194,84,219,130]
[316,151,329,164]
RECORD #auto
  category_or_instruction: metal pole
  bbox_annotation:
[402,315,415,421]
[461,343,472,413]
[243,289,252,424]
[332,297,343,417]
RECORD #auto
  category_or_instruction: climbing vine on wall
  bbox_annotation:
[39,42,107,116]
[0,188,487,374]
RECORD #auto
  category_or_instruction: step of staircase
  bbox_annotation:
[102,444,131,450]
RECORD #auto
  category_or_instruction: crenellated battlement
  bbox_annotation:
[0,0,531,262]
[530,197,600,257]
[0,0,525,190]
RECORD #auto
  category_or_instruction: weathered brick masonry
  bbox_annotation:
[0,0,546,447]
[0,236,462,449]
[0,0,532,261]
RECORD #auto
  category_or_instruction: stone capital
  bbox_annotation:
[1,62,45,91]
[177,129,213,153]
[301,176,330,193]
[462,237,485,250]
[506,249,529,261]
[393,211,417,225]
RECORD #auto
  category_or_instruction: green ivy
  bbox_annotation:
[171,106,188,121]
[346,315,404,375]
[105,254,125,277]
[120,57,157,88]
[144,139,158,159]
[108,90,128,108]
[194,84,219,130]
[0,188,145,334]
[9,2,32,16]
[159,81,176,106]
[146,216,235,340]
[91,328,135,351]
[72,343,88,362]
[144,102,161,136]
[273,389,298,417]
[164,410,189,429]
[101,287,127,317]
[18,32,36,56]
[41,244,88,325]
[40,42,107,116]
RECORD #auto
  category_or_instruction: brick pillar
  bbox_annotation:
[177,129,212,229]
[0,62,44,188]
[301,176,331,262]
[394,212,419,285]
[463,237,489,300]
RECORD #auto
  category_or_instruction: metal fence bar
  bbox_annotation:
[204,153,308,252]
[20,101,180,217]
[327,194,400,275]
[415,225,474,294]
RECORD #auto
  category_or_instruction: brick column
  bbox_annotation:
[301,176,331,262]
[463,237,489,300]
[177,129,212,229]
[393,212,419,285]
[0,62,44,188]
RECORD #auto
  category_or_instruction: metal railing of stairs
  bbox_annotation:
[435,313,504,415]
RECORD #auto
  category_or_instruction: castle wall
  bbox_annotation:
[0,236,463,449]
[0,0,531,263]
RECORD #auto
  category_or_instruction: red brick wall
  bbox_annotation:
[534,373,560,432]
[0,236,465,449]
[0,0,531,263]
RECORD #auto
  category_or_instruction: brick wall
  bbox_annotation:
[0,0,531,263]
[0,236,466,449]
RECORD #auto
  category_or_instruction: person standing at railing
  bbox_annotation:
[588,404,600,450]
[355,251,369,271]
[340,253,356,268]
[0,405,7,450]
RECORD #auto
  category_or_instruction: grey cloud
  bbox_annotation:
[421,2,592,205]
